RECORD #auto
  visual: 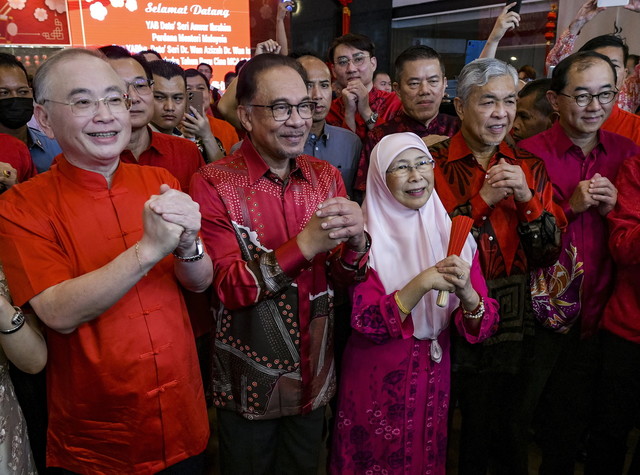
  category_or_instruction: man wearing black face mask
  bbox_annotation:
[0,53,61,173]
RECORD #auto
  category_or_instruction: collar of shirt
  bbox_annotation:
[240,138,311,186]
[545,121,607,157]
[56,154,124,192]
[306,128,328,148]
[446,131,517,164]
[27,127,45,151]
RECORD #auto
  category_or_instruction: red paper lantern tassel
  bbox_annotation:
[342,5,351,34]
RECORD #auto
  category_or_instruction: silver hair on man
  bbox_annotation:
[456,58,518,103]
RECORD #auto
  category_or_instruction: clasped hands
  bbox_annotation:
[297,197,366,261]
[480,158,533,206]
[569,172,617,216]
[140,184,201,262]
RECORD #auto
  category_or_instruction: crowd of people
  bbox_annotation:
[0,0,640,473]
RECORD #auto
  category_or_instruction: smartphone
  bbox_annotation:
[188,90,204,116]
[506,0,522,13]
[597,0,629,6]
[281,0,297,13]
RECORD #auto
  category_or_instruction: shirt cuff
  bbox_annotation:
[275,237,311,278]
[469,194,493,226]
[340,232,371,270]
[515,193,543,222]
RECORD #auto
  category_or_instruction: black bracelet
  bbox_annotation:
[0,306,26,334]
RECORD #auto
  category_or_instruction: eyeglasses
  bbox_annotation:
[125,79,154,96]
[557,90,618,107]
[386,159,435,177]
[41,94,132,117]
[248,101,316,121]
[334,54,370,69]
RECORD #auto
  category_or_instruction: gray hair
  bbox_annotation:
[34,48,106,104]
[456,58,518,102]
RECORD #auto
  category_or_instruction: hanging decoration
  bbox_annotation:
[544,3,558,73]
[338,0,352,35]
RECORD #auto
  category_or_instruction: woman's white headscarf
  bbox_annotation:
[363,133,476,361]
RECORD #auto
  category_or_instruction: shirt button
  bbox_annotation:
[526,210,531,215]
[482,216,487,220]
[488,236,494,241]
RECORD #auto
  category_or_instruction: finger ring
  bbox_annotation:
[458,273,464,279]
[2,170,10,178]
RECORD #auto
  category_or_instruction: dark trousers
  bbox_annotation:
[454,370,529,475]
[52,452,205,475]
[586,331,640,475]
[217,407,325,475]
[527,324,599,475]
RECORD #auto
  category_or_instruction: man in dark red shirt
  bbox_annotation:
[429,58,565,475]
[99,46,205,194]
[326,33,402,140]
[355,45,461,192]
[190,53,369,475]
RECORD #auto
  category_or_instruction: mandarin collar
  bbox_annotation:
[56,154,121,191]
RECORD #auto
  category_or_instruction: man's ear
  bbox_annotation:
[546,90,560,113]
[370,56,377,72]
[453,97,464,121]
[34,104,56,140]
[237,105,253,133]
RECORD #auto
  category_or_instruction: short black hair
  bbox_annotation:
[328,33,375,63]
[394,45,445,79]
[148,60,185,86]
[223,71,237,83]
[197,62,212,73]
[289,48,320,59]
[99,45,152,81]
[518,78,553,117]
[578,34,629,65]
[235,59,247,74]
[550,51,617,93]
[236,54,307,105]
[518,65,537,80]
[137,49,163,61]
[185,68,209,86]
[0,53,28,81]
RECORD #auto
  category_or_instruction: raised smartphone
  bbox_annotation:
[188,90,204,117]
[507,0,522,13]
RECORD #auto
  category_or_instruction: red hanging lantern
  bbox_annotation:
[545,4,558,74]
[338,0,352,35]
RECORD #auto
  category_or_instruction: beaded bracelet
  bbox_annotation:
[462,297,485,319]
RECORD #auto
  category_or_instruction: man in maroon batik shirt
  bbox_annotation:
[190,54,369,475]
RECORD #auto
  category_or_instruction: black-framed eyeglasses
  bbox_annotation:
[126,79,154,96]
[386,158,435,177]
[557,90,618,107]
[248,101,316,121]
[334,54,370,69]
[40,93,132,117]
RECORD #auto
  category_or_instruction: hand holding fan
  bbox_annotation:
[436,215,474,307]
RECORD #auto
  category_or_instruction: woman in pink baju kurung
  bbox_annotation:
[330,133,499,475]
